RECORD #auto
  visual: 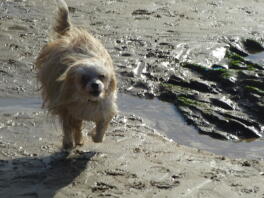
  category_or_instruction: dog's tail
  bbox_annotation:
[53,0,71,36]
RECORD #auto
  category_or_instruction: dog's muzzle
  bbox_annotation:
[90,82,101,97]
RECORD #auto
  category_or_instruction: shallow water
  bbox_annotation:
[246,51,264,65]
[0,94,263,159]
[119,94,264,159]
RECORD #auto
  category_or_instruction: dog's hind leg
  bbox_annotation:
[60,113,74,149]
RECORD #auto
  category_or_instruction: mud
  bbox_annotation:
[1,0,264,197]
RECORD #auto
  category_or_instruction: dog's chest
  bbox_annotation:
[67,99,114,122]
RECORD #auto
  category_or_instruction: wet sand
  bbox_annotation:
[1,0,264,197]
[1,101,264,198]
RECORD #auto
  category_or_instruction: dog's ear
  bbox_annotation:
[106,74,117,96]
[57,68,69,81]
[57,56,78,81]
[57,66,78,82]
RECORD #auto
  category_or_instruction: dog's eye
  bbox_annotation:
[81,75,90,85]
[99,74,105,80]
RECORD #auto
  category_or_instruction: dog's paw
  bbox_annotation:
[75,138,84,146]
[74,133,84,146]
[91,135,104,143]
[63,141,74,150]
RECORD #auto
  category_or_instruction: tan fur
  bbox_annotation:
[36,0,117,149]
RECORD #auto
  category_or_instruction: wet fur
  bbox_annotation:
[36,0,117,149]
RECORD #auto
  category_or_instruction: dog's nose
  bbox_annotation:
[91,82,99,90]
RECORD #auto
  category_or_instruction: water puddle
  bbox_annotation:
[119,94,264,159]
[0,94,263,159]
[246,51,264,65]
[0,97,40,113]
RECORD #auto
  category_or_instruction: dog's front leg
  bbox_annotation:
[73,119,83,146]
[92,120,110,143]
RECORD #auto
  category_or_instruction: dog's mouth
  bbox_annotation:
[90,90,101,97]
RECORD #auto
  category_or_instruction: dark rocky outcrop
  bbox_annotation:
[158,40,264,140]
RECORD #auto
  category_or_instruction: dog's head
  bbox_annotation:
[58,58,116,102]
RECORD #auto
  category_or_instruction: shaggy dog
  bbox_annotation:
[36,0,117,149]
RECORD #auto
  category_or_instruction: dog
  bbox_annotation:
[36,0,118,149]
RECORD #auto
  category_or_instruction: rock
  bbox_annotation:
[132,9,153,16]
[167,74,188,86]
[242,79,264,90]
[158,91,178,103]
[242,39,264,54]
[150,180,180,189]
[188,80,218,93]
[167,74,218,93]
[210,97,235,110]
[228,119,262,138]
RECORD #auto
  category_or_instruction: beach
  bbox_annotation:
[0,0,264,197]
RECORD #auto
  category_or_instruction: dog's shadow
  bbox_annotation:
[0,151,96,197]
